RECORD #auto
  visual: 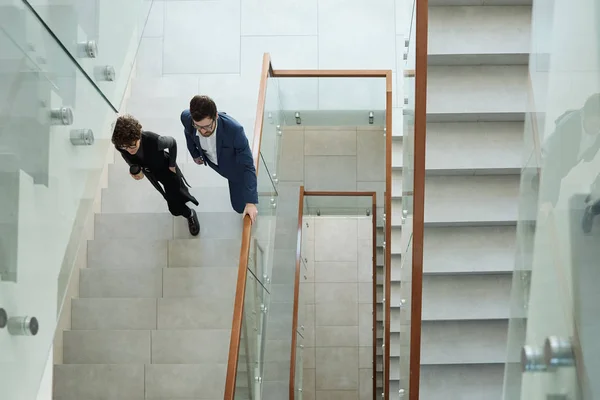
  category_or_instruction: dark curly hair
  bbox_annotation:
[190,95,217,122]
[112,114,142,148]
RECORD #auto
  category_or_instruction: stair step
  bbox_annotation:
[108,160,229,189]
[80,268,163,298]
[424,175,519,225]
[424,122,523,174]
[94,213,173,240]
[427,65,528,122]
[421,364,504,399]
[72,298,157,330]
[63,330,151,364]
[421,274,511,320]
[157,297,235,329]
[421,320,508,364]
[54,364,145,399]
[428,5,530,65]
[168,238,242,268]
[423,226,516,274]
[79,266,238,298]
[101,185,233,214]
[93,212,242,241]
[145,364,227,398]
[88,238,168,269]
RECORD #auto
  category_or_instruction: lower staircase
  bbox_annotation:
[53,156,242,399]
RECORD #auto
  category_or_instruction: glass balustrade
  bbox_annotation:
[0,2,120,398]
[23,0,153,109]
[276,77,387,128]
[502,0,600,398]
[398,1,416,398]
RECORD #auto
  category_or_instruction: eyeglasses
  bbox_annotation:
[119,142,138,150]
[193,119,214,132]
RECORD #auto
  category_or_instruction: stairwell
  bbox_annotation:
[390,1,532,397]
[52,101,244,398]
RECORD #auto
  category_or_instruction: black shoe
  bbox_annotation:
[187,209,200,236]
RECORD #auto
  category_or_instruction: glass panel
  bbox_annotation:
[503,0,600,398]
[305,195,373,217]
[402,72,415,218]
[0,3,115,398]
[23,0,153,108]
[236,268,270,400]
[259,127,300,398]
[294,330,304,399]
[254,153,278,289]
[277,77,387,127]
[405,0,417,72]
[398,232,413,398]
[261,76,285,183]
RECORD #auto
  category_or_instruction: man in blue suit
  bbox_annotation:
[180,95,258,222]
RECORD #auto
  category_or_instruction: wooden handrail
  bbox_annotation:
[224,52,272,399]
[303,191,377,197]
[272,70,390,78]
[409,0,428,399]
[224,217,252,399]
[384,72,393,399]
[371,194,378,400]
[289,186,305,399]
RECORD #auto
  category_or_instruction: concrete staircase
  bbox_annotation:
[391,0,532,397]
[53,120,243,399]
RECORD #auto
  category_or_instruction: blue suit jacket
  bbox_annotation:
[180,111,258,207]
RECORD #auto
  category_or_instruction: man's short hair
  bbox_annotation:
[584,93,600,118]
[190,95,217,122]
[112,114,142,148]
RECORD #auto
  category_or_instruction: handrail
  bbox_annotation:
[289,186,306,399]
[290,190,377,400]
[384,71,393,400]
[409,0,428,398]
[224,52,272,399]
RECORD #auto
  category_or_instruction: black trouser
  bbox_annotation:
[157,173,192,218]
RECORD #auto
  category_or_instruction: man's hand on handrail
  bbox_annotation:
[243,203,258,224]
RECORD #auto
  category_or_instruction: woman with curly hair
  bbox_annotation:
[112,114,200,236]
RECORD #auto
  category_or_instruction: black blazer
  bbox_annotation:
[180,111,258,205]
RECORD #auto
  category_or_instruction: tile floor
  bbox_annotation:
[301,215,373,400]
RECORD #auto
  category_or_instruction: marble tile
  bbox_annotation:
[357,129,386,181]
[241,0,318,36]
[317,390,359,400]
[316,302,358,327]
[315,283,358,304]
[279,128,305,181]
[316,326,359,347]
[304,129,357,156]
[305,156,357,192]
[314,218,358,262]
[240,35,318,76]
[142,1,164,37]
[151,329,231,363]
[315,262,358,283]
[359,369,373,400]
[318,0,396,70]
[316,347,359,390]
[163,1,241,73]
[133,37,163,77]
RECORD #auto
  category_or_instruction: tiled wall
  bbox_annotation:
[279,126,385,196]
[301,215,373,400]
[135,0,409,142]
